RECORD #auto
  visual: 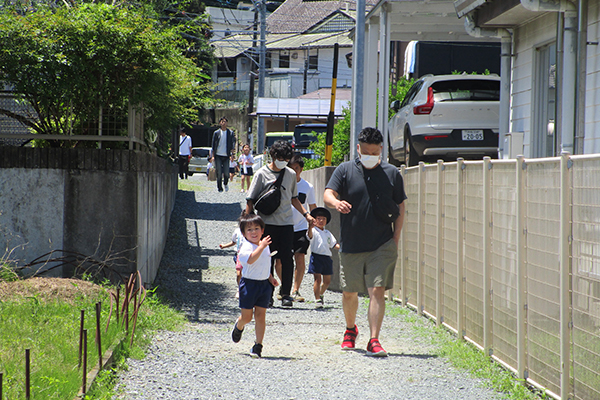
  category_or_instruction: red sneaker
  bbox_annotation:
[366,338,388,357]
[341,325,358,350]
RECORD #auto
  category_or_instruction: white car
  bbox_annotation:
[388,74,500,166]
[188,147,212,174]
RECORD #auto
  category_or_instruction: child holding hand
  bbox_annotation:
[231,213,279,358]
[307,207,339,309]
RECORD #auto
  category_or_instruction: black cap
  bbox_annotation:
[310,207,331,224]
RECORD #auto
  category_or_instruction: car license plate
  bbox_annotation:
[462,130,484,141]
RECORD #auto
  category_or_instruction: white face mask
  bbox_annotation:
[359,153,380,169]
[274,160,288,169]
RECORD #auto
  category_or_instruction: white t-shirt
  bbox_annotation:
[216,129,229,156]
[231,228,243,252]
[308,227,337,257]
[238,240,271,280]
[292,178,316,232]
[179,135,192,156]
[230,159,238,168]
[238,153,254,174]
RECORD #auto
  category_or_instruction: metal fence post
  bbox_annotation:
[436,160,444,326]
[417,162,425,315]
[516,156,527,381]
[483,157,493,356]
[559,152,573,399]
[400,164,407,306]
[456,158,465,339]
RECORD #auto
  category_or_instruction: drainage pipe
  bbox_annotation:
[521,0,577,154]
[464,15,512,159]
[575,0,588,154]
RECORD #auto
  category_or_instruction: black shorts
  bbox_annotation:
[293,230,309,254]
[229,167,236,174]
[241,167,253,176]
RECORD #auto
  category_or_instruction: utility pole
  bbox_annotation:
[247,5,258,151]
[350,0,365,160]
[256,0,267,153]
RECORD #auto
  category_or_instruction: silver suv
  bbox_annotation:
[388,74,500,166]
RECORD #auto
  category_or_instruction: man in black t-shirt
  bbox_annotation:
[324,127,407,357]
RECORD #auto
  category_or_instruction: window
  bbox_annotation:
[533,43,557,157]
[430,79,500,102]
[279,53,290,68]
[308,50,318,70]
[217,58,236,79]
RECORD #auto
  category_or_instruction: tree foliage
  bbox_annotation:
[0,2,214,146]
[388,76,415,119]
[304,106,351,170]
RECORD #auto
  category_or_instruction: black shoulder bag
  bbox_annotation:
[357,160,400,224]
[254,169,285,215]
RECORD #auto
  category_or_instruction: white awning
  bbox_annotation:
[255,98,349,118]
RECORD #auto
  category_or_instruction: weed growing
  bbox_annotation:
[0,279,186,399]
[383,300,544,400]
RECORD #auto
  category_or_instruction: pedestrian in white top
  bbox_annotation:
[306,207,339,309]
[178,128,192,179]
[231,213,279,358]
[238,144,254,193]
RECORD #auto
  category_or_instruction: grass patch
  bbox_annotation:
[383,300,545,399]
[0,278,186,399]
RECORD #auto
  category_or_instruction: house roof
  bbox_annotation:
[211,31,352,59]
[254,97,349,118]
[298,88,352,100]
[267,0,378,34]
[266,31,352,50]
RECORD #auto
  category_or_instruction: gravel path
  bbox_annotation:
[115,174,505,400]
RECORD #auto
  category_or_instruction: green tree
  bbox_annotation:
[304,106,351,170]
[0,3,214,147]
[388,76,415,119]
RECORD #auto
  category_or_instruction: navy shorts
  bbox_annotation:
[229,167,236,174]
[293,230,309,254]
[308,253,333,276]
[239,277,273,309]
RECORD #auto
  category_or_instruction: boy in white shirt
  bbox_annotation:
[307,207,339,309]
[231,213,279,358]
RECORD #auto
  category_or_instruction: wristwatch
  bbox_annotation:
[303,211,309,217]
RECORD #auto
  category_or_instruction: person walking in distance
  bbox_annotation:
[238,144,254,193]
[324,127,407,357]
[178,128,192,179]
[245,140,314,308]
[211,117,235,192]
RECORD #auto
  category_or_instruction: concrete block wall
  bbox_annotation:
[0,147,177,285]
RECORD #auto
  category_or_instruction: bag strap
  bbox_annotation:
[273,168,285,188]
[355,158,377,198]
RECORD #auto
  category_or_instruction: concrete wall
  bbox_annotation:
[0,147,177,285]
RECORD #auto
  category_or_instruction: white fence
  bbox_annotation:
[393,154,600,400]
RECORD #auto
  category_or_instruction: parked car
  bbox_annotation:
[293,123,327,159]
[388,74,500,167]
[188,147,212,174]
[265,132,293,149]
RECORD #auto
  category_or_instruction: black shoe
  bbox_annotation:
[250,343,263,358]
[232,322,243,343]
[268,297,274,308]
[281,296,293,308]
